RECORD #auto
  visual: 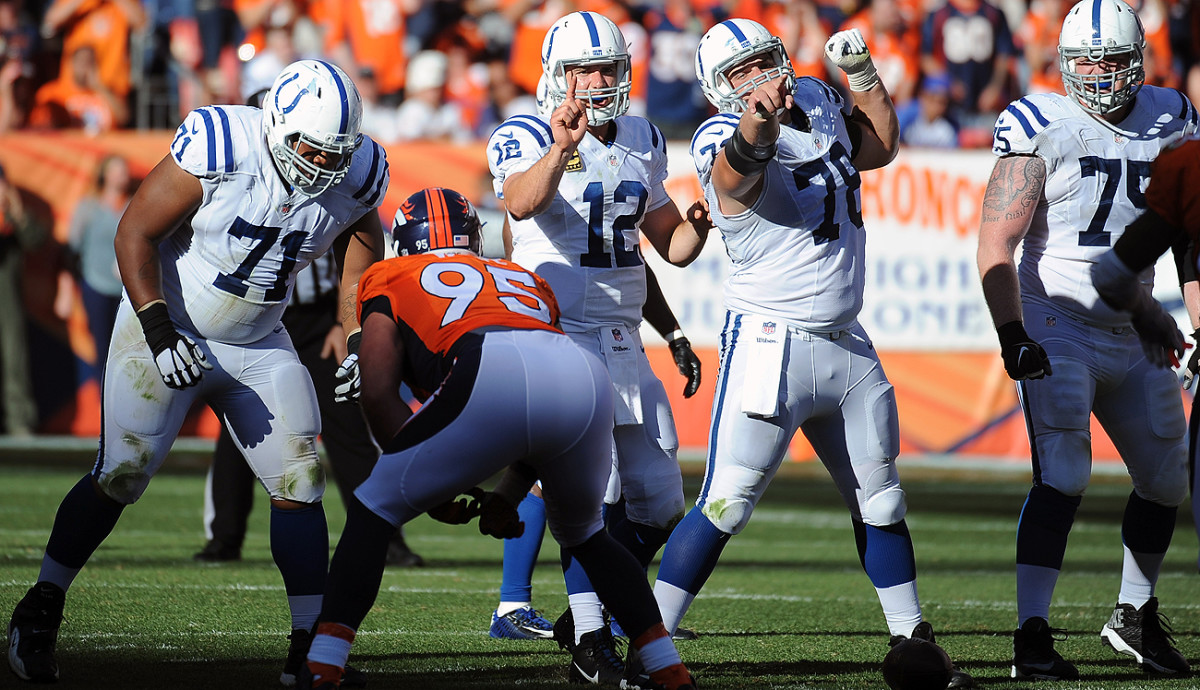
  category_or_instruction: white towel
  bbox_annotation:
[740,316,785,417]
[601,326,643,425]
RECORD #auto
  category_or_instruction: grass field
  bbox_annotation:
[2,461,1199,690]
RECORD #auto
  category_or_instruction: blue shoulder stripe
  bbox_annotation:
[506,115,552,148]
[1177,90,1197,127]
[352,141,381,200]
[354,141,387,207]
[690,114,738,149]
[1016,97,1051,127]
[1003,98,1049,139]
[197,108,219,173]
[213,107,233,173]
[649,122,664,153]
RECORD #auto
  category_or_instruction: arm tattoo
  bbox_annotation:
[982,156,1045,223]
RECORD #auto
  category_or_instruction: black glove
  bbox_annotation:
[668,336,702,398]
[1129,303,1185,370]
[427,487,486,525]
[1185,329,1200,389]
[997,321,1052,381]
[478,492,524,539]
[136,301,212,389]
[334,330,362,403]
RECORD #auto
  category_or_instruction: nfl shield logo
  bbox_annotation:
[612,328,623,342]
[762,322,776,335]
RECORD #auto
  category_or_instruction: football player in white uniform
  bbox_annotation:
[486,10,708,685]
[650,18,973,689]
[976,0,1197,679]
[6,60,388,686]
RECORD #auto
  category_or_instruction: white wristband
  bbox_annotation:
[666,329,686,343]
[846,60,881,92]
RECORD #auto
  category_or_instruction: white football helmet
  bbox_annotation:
[263,59,364,197]
[695,18,795,114]
[1058,0,1145,114]
[535,73,554,117]
[541,11,631,125]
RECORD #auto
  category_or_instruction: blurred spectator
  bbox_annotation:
[898,71,959,147]
[920,0,1016,135]
[239,4,296,105]
[1130,0,1176,88]
[40,0,146,100]
[29,45,128,131]
[730,0,831,84]
[192,0,244,106]
[0,0,37,130]
[394,49,470,142]
[316,0,414,105]
[0,162,45,436]
[54,155,131,383]
[436,27,491,138]
[1187,0,1200,106]
[641,0,721,139]
[357,66,401,144]
[1016,0,1067,94]
[840,0,921,106]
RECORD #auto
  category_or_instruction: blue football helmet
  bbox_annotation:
[390,188,483,257]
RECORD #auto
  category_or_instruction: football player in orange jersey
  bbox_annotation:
[297,188,697,690]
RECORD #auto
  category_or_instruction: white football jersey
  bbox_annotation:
[487,113,671,331]
[992,88,1198,328]
[163,105,389,344]
[691,77,865,331]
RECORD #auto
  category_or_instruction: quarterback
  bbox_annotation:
[6,59,387,686]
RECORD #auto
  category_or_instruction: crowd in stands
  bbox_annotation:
[0,0,1195,146]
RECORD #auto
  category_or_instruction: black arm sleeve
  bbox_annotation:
[1111,208,1183,273]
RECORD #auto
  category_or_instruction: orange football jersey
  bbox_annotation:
[1145,139,1200,242]
[358,253,563,360]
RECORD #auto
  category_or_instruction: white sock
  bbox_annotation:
[876,581,921,638]
[496,601,530,617]
[1016,563,1060,625]
[568,592,605,644]
[288,594,322,631]
[652,581,695,637]
[1118,545,1161,609]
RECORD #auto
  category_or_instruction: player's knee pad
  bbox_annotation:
[861,485,907,527]
[1034,432,1092,497]
[266,447,326,504]
[701,496,755,535]
[1137,464,1189,507]
[97,458,153,505]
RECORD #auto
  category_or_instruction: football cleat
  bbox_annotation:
[297,662,341,690]
[281,628,366,688]
[489,606,555,640]
[1100,597,1190,675]
[892,621,975,688]
[568,627,627,686]
[1011,617,1079,681]
[193,539,241,562]
[7,582,65,683]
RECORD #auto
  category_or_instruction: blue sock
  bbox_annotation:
[44,475,125,571]
[560,546,594,597]
[654,508,730,595]
[853,519,917,588]
[270,503,329,596]
[500,492,546,603]
[1017,485,1080,569]
[1122,490,1176,554]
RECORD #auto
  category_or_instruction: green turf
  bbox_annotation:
[2,463,1198,689]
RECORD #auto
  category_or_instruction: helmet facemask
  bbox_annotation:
[546,58,631,126]
[696,20,795,114]
[541,11,632,126]
[1057,0,1145,115]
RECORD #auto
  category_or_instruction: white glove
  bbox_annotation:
[824,28,880,91]
[334,353,361,403]
[153,334,212,389]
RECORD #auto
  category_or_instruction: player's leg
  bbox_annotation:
[490,483,552,640]
[217,334,329,686]
[655,316,800,636]
[1192,398,1200,573]
[536,338,693,690]
[8,302,202,683]
[305,331,596,684]
[196,425,255,561]
[1095,344,1189,674]
[1010,318,1095,680]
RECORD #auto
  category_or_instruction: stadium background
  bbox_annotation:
[5,132,1193,463]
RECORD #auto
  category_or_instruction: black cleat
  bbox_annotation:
[7,582,65,683]
[1100,598,1190,675]
[568,627,627,686]
[1012,617,1079,681]
[554,607,576,653]
[193,539,241,562]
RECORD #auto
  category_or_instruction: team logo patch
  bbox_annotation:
[611,328,624,342]
[566,151,583,172]
[762,322,776,335]
[1045,316,1056,327]
[607,153,620,168]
